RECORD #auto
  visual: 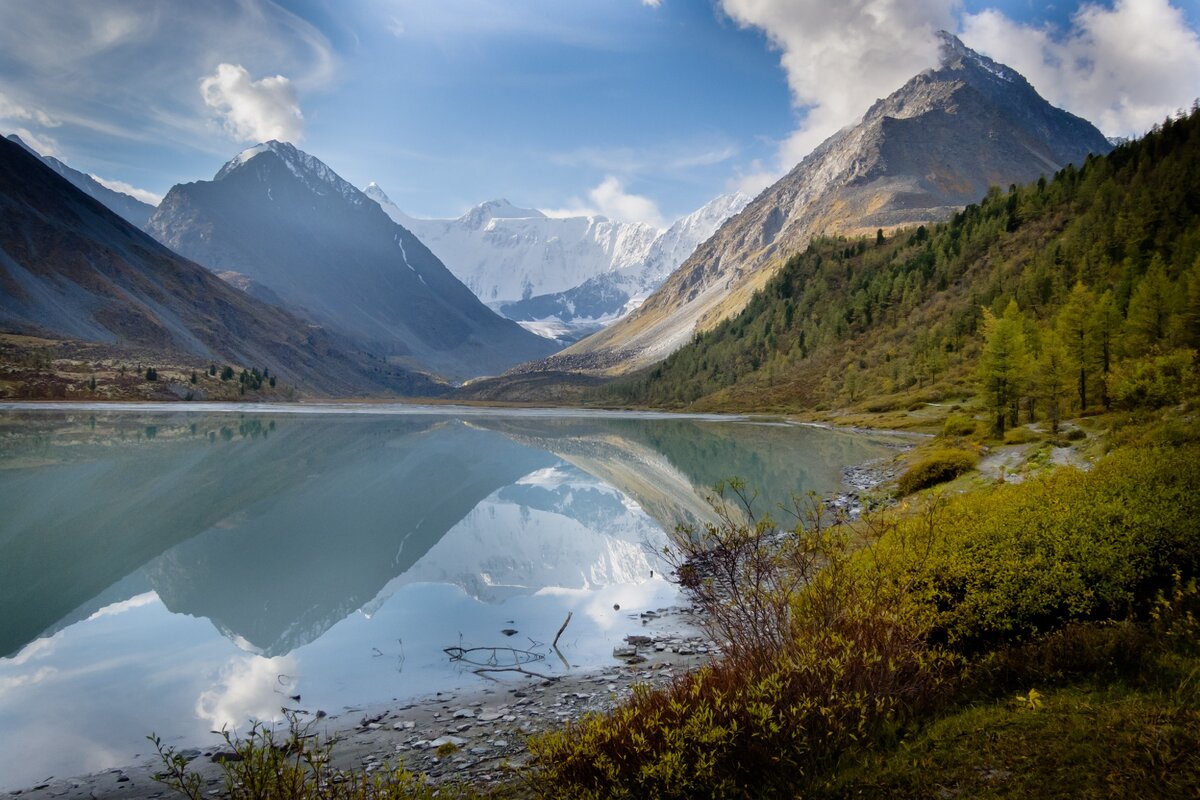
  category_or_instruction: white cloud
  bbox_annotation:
[642,0,662,7]
[0,1,334,153]
[0,92,60,128]
[718,0,955,173]
[87,175,164,205]
[9,127,60,157]
[85,591,160,620]
[195,654,299,731]
[541,175,666,227]
[961,0,1200,138]
[200,63,305,144]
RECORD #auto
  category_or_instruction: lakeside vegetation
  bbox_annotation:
[147,113,1200,799]
[525,416,1200,798]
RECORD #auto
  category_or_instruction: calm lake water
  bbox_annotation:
[0,404,900,788]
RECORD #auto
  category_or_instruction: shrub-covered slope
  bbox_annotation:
[600,108,1200,415]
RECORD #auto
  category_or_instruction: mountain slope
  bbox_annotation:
[599,107,1200,413]
[550,32,1113,375]
[498,192,752,342]
[6,134,156,227]
[0,136,441,396]
[147,142,557,380]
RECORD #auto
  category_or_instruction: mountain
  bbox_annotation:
[600,107,1200,414]
[0,136,440,396]
[545,31,1114,374]
[146,141,557,380]
[5,133,156,227]
[363,185,661,304]
[498,192,752,343]
[367,184,750,344]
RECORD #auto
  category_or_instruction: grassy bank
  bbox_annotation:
[525,412,1200,798]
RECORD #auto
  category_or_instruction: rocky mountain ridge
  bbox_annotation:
[542,31,1114,374]
[146,141,557,380]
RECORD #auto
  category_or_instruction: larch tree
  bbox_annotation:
[977,299,1029,437]
[1056,281,1096,412]
[1037,330,1071,434]
[1125,257,1173,354]
[1090,290,1122,409]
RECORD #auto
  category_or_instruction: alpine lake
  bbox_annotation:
[0,403,904,788]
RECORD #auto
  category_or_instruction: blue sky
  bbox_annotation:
[1,1,1198,224]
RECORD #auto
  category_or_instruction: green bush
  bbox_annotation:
[889,445,1200,651]
[941,414,978,438]
[151,714,479,800]
[530,437,1200,799]
[1002,426,1044,444]
[1111,350,1196,410]
[529,500,956,799]
[897,449,977,495]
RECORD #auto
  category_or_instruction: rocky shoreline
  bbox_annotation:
[7,607,713,800]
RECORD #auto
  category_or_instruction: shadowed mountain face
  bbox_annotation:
[547,32,1114,375]
[5,134,156,228]
[0,137,444,396]
[0,413,554,657]
[146,142,558,380]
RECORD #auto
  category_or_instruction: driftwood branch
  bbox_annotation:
[473,666,560,681]
[552,611,573,649]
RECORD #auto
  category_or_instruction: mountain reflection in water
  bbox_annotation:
[0,407,900,788]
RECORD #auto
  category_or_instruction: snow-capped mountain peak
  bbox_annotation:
[363,181,390,202]
[936,30,1018,84]
[215,140,363,203]
[461,198,546,228]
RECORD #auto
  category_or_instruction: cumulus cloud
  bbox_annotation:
[0,1,333,153]
[718,0,955,171]
[87,175,163,205]
[961,0,1200,138]
[200,63,305,144]
[541,175,666,227]
[196,654,299,731]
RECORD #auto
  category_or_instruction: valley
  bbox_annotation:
[1,6,1198,799]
